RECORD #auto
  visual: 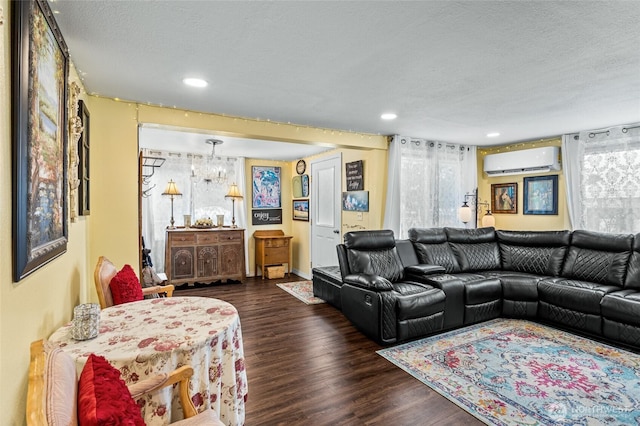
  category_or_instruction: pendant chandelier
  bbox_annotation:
[202,139,227,185]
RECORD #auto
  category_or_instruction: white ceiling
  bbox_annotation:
[50,0,640,153]
[139,125,334,160]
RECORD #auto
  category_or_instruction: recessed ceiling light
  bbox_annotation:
[183,78,208,88]
[487,132,500,138]
[381,113,397,120]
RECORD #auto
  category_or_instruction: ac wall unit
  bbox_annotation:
[483,146,561,176]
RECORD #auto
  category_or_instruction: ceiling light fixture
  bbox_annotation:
[487,132,500,138]
[183,78,208,88]
[381,113,397,120]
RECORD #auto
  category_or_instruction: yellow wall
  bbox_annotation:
[1,5,90,421]
[477,138,571,230]
[0,19,387,420]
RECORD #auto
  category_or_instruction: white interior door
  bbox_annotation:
[311,153,342,268]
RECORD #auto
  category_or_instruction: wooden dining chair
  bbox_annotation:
[27,339,224,425]
[94,256,175,309]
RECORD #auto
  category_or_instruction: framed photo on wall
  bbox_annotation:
[491,183,517,214]
[524,175,558,215]
[12,0,69,281]
[342,191,369,212]
[292,199,309,221]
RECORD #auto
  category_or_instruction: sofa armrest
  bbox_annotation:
[344,273,393,291]
[405,264,446,276]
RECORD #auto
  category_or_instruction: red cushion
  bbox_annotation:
[109,265,143,305]
[77,354,145,426]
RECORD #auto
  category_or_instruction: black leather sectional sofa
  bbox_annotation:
[312,227,640,349]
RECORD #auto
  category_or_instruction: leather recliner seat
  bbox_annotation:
[337,230,447,345]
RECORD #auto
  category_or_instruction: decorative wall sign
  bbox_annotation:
[524,175,558,215]
[252,209,283,225]
[491,183,518,214]
[12,0,69,281]
[346,160,364,191]
[292,199,309,221]
[252,166,281,208]
[342,191,369,212]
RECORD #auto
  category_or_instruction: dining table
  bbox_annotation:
[49,296,247,425]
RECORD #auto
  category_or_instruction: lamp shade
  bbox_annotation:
[162,180,182,196]
[225,183,243,199]
[482,211,495,227]
[458,204,473,224]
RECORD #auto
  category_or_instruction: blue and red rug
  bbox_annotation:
[377,319,640,425]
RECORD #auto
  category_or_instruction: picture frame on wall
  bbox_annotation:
[78,100,90,215]
[252,166,281,208]
[292,199,309,221]
[342,191,369,212]
[524,175,558,215]
[12,0,69,281]
[491,183,518,214]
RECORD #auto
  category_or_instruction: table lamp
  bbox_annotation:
[225,183,243,228]
[162,180,182,228]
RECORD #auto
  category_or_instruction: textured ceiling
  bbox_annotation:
[50,0,640,150]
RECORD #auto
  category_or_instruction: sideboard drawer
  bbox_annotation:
[170,233,196,245]
[196,233,219,244]
[218,231,243,242]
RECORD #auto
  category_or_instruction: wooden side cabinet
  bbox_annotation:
[165,228,246,287]
[254,230,293,279]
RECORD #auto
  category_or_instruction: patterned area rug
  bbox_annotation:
[276,281,326,305]
[378,319,640,425]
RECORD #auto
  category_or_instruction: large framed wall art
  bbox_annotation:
[523,175,558,215]
[252,166,282,225]
[12,0,69,281]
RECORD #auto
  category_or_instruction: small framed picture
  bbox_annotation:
[491,183,518,214]
[524,175,558,215]
[342,191,369,212]
[292,199,309,221]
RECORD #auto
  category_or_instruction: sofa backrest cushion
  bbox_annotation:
[496,230,570,276]
[408,228,460,273]
[561,230,633,287]
[343,230,405,282]
[444,227,501,272]
[624,233,640,289]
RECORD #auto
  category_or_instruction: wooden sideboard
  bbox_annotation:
[165,228,246,287]
[253,230,293,280]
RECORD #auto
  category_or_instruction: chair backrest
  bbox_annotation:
[341,230,405,282]
[94,256,118,309]
[27,340,78,426]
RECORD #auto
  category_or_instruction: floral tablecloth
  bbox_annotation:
[49,296,247,425]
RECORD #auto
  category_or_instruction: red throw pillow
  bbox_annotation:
[110,265,143,305]
[77,354,145,426]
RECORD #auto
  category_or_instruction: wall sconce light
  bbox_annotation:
[224,183,243,228]
[162,180,182,228]
[458,188,495,228]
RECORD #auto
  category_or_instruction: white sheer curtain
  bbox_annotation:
[233,157,250,275]
[562,123,640,233]
[384,135,477,239]
[141,149,244,273]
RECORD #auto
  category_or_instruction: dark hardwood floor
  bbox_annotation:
[174,276,483,426]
